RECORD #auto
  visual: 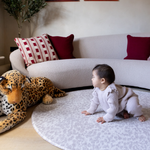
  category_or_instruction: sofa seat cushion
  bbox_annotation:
[27,58,150,89]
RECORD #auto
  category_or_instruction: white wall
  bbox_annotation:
[0,3,29,64]
[1,0,150,64]
[32,0,150,38]
[0,1,5,65]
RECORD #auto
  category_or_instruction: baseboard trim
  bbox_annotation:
[63,86,93,92]
[62,85,150,92]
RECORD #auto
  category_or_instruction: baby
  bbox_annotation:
[82,64,146,124]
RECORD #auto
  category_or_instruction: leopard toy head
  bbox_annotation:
[0,70,29,104]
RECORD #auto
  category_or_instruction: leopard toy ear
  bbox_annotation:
[0,76,6,81]
[0,76,8,85]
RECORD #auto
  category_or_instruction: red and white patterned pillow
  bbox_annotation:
[14,34,58,66]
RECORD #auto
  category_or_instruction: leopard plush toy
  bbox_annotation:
[0,70,66,134]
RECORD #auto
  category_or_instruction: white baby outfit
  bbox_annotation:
[87,83,143,122]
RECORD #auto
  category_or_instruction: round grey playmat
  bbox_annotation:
[32,89,150,150]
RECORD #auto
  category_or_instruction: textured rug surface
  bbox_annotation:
[32,89,150,150]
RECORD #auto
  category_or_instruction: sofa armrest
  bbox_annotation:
[9,49,29,76]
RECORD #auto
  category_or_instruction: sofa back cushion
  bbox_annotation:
[73,33,150,59]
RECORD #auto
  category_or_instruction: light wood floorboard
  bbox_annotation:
[0,104,61,150]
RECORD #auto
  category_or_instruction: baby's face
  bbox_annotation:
[91,70,101,88]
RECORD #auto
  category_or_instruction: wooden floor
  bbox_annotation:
[0,104,61,150]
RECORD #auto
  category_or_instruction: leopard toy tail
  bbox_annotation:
[53,87,66,98]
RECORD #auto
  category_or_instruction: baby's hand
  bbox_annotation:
[82,110,91,115]
[97,117,106,124]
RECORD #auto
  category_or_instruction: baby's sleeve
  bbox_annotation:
[87,89,99,114]
[103,92,119,122]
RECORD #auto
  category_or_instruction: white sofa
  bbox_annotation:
[10,33,150,90]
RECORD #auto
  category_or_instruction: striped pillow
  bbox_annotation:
[14,34,58,66]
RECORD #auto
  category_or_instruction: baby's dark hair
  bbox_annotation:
[92,64,115,84]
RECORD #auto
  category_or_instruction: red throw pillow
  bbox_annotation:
[14,34,58,66]
[124,35,150,60]
[48,34,74,59]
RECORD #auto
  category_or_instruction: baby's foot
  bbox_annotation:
[138,115,146,122]
[123,110,130,119]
